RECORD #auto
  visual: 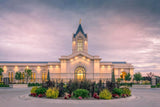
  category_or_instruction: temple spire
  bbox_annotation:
[79,19,81,24]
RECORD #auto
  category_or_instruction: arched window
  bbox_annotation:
[77,38,83,51]
[74,66,86,81]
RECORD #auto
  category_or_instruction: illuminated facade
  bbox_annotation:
[0,21,134,83]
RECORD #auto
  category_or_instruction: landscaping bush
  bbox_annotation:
[121,87,131,96]
[73,89,89,98]
[0,82,9,87]
[120,83,132,87]
[46,87,59,98]
[28,83,42,87]
[151,85,156,88]
[30,86,38,94]
[35,87,47,95]
[156,83,160,88]
[112,88,123,96]
[99,89,112,100]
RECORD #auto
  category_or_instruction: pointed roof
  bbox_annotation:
[73,20,87,38]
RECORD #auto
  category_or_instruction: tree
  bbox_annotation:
[0,67,4,75]
[47,70,50,81]
[146,72,154,81]
[0,67,4,82]
[117,78,122,83]
[134,72,142,83]
[25,69,32,83]
[125,73,131,81]
[111,69,115,83]
[15,72,22,83]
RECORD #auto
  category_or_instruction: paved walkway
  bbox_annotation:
[0,88,160,107]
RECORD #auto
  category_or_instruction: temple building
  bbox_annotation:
[0,21,134,83]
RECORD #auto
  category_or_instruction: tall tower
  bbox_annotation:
[72,19,88,54]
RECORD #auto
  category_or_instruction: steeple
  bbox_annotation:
[72,20,88,54]
[73,19,87,38]
[79,19,81,24]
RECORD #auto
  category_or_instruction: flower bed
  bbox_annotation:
[29,80,131,100]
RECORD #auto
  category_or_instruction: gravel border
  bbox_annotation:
[18,94,138,104]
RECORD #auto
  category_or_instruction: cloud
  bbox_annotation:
[0,0,160,75]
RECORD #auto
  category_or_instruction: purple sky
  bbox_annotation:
[0,0,160,75]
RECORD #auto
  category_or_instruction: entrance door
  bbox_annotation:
[74,66,86,81]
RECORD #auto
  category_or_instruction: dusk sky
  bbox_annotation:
[0,0,160,75]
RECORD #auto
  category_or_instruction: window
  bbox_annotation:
[8,72,13,83]
[31,72,36,82]
[75,66,86,80]
[77,39,83,51]
[42,72,47,82]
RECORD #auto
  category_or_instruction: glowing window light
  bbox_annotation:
[70,59,73,62]
[56,65,59,68]
[101,65,105,68]
[26,66,29,69]
[108,65,111,69]
[75,56,78,60]
[37,66,41,73]
[14,66,19,72]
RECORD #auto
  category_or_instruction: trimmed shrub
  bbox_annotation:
[112,88,123,96]
[121,87,131,96]
[99,89,112,100]
[28,83,42,87]
[30,86,38,94]
[35,87,47,95]
[73,89,89,98]
[120,83,132,87]
[46,88,59,99]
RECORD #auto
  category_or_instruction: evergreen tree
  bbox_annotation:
[47,70,50,81]
[111,69,115,83]
[0,67,4,75]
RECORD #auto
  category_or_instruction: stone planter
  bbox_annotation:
[132,85,151,89]
[9,84,28,88]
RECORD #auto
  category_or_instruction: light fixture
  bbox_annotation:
[70,59,73,62]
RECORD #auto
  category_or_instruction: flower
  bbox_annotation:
[121,94,127,98]
[112,94,120,98]
[96,96,100,99]
[64,96,68,99]
[78,96,82,100]
[31,93,37,97]
[38,94,43,98]
[68,94,71,98]
[93,93,98,98]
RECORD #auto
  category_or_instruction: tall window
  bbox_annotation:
[8,72,13,83]
[42,72,47,82]
[75,66,86,81]
[77,39,83,51]
[31,72,36,82]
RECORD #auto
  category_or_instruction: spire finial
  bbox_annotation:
[79,19,81,24]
